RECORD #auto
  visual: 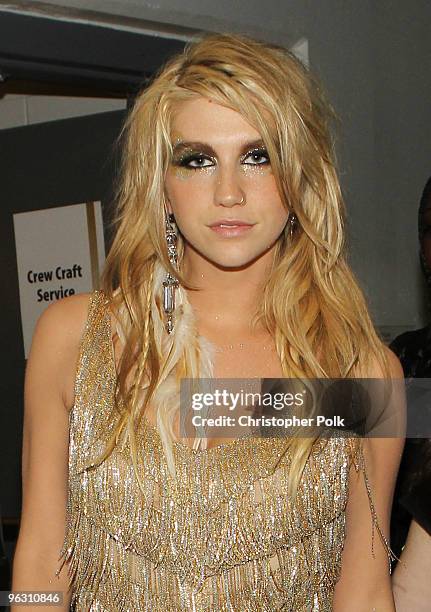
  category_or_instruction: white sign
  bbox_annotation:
[13,201,105,358]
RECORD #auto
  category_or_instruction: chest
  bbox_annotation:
[211,342,284,379]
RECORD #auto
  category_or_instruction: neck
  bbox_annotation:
[180,247,275,337]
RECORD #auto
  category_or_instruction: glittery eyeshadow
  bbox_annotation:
[170,141,272,180]
[170,146,216,180]
[241,163,272,176]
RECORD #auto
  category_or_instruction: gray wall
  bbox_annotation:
[5,0,431,332]
[373,3,431,330]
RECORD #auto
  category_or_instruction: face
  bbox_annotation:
[164,97,289,271]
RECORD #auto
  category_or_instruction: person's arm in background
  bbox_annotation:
[393,519,431,611]
[11,294,90,611]
[333,348,406,611]
[392,438,431,611]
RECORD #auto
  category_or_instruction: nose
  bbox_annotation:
[214,166,246,208]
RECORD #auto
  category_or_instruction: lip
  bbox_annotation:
[208,219,254,227]
[208,220,255,238]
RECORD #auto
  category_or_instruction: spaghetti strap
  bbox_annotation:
[348,437,400,572]
[71,290,111,406]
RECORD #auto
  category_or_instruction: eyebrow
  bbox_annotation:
[172,139,266,155]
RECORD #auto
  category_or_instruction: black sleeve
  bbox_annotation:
[398,438,431,536]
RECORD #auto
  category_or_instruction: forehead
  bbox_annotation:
[170,96,261,144]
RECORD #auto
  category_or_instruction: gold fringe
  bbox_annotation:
[348,437,399,571]
[55,291,394,611]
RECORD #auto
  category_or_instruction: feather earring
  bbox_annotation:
[151,259,217,459]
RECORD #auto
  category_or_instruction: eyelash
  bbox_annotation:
[174,148,270,170]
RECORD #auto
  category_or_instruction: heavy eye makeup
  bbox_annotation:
[241,147,270,170]
[172,147,216,170]
[170,142,271,178]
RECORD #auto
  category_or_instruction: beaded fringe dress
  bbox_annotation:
[55,291,391,611]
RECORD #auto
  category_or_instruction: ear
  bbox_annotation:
[164,193,173,215]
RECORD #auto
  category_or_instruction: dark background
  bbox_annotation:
[0,109,125,520]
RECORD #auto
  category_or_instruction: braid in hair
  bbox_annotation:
[82,257,156,474]
[127,258,158,493]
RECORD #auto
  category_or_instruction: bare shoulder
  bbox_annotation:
[28,292,95,411]
[364,344,404,379]
[35,291,92,329]
[359,344,406,473]
[31,292,93,361]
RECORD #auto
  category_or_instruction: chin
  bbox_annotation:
[204,250,269,270]
[184,239,274,270]
[213,260,254,270]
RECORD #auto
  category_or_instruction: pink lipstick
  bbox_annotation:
[208,219,255,238]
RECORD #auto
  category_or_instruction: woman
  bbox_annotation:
[390,176,431,611]
[12,33,404,610]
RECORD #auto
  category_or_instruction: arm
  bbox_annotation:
[392,520,431,611]
[333,347,406,611]
[11,293,91,611]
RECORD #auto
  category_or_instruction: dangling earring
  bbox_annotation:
[288,212,297,241]
[163,212,179,334]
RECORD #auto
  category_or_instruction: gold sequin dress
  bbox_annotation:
[56,291,386,611]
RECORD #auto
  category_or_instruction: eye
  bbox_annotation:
[187,155,214,168]
[242,148,270,165]
[175,153,215,169]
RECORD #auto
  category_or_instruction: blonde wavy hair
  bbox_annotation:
[90,32,389,497]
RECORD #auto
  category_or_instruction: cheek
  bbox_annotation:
[271,210,289,239]
[244,170,282,199]
[165,173,210,208]
[164,176,205,240]
[251,180,288,225]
